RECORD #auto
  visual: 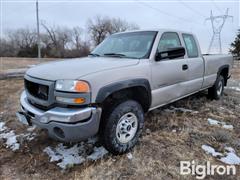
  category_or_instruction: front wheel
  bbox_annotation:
[100,100,144,155]
[208,75,225,100]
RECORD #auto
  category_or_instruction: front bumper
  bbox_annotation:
[17,91,102,142]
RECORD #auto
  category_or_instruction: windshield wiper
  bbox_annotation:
[103,53,126,58]
[88,53,100,57]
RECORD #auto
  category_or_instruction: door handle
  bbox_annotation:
[182,64,188,71]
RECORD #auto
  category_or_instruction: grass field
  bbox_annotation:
[0,58,240,179]
[0,57,57,73]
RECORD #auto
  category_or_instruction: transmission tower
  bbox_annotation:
[205,8,233,54]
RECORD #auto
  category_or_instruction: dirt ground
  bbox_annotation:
[0,59,239,180]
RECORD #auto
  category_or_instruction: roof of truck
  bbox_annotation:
[114,29,193,35]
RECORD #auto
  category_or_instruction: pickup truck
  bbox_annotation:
[17,29,233,154]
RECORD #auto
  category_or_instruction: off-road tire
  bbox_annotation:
[208,75,225,100]
[100,100,144,155]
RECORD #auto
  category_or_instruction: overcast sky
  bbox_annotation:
[1,0,239,53]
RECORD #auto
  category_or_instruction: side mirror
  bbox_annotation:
[156,47,185,61]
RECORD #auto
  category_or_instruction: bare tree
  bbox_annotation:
[1,17,138,57]
[110,18,139,34]
[1,28,38,57]
[41,23,72,57]
[87,16,111,46]
[0,37,18,57]
[7,28,37,49]
[67,27,90,57]
[71,27,83,50]
[87,16,139,46]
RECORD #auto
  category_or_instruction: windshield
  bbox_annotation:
[91,31,157,59]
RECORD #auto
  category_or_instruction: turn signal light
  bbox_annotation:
[74,97,85,104]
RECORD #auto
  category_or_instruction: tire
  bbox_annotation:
[208,75,225,100]
[100,100,144,155]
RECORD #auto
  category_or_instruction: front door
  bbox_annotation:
[151,32,189,108]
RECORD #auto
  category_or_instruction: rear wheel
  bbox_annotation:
[100,100,144,155]
[208,75,224,100]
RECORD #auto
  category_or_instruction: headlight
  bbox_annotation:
[55,80,90,93]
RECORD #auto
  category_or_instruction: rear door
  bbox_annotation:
[182,33,204,93]
[151,32,189,108]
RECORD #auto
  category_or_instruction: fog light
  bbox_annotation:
[74,97,85,104]
[56,97,85,104]
[53,127,65,139]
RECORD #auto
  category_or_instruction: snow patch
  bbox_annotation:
[201,145,222,157]
[0,122,20,151]
[44,143,108,169]
[207,118,233,130]
[27,125,36,132]
[21,132,37,141]
[0,130,20,151]
[207,118,219,125]
[87,136,99,144]
[0,122,7,131]
[221,147,240,165]
[222,124,234,130]
[127,152,133,160]
[0,121,36,151]
[202,145,240,165]
[165,106,198,113]
[44,143,85,169]
[87,146,108,161]
[226,86,240,92]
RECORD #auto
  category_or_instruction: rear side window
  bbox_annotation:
[157,32,181,52]
[182,34,199,58]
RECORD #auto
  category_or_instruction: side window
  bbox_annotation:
[182,34,199,58]
[157,32,181,52]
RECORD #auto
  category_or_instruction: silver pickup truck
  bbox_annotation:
[17,29,233,154]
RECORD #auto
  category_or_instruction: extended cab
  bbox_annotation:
[17,29,233,154]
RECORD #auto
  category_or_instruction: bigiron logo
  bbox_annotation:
[180,160,236,179]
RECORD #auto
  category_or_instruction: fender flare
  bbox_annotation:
[217,64,229,77]
[217,65,229,85]
[95,78,152,107]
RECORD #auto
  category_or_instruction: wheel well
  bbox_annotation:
[100,86,151,113]
[219,67,229,86]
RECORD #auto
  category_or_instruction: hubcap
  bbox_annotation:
[116,112,138,144]
[217,80,223,96]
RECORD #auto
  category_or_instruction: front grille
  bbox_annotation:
[25,79,49,100]
[28,100,51,110]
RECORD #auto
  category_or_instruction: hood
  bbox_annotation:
[26,57,139,81]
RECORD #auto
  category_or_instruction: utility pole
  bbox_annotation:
[36,0,41,59]
[205,8,233,54]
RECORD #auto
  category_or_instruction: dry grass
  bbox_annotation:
[0,60,239,180]
[0,57,58,73]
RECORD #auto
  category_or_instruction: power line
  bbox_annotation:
[177,0,212,37]
[135,0,200,26]
[178,0,206,18]
[211,0,224,14]
[135,0,214,40]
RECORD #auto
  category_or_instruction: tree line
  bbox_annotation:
[0,16,139,58]
[230,29,240,58]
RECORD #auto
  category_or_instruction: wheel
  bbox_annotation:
[208,75,225,100]
[100,100,144,155]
